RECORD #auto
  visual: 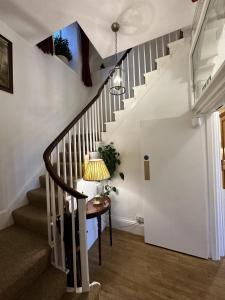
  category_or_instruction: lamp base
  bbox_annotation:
[93,195,103,206]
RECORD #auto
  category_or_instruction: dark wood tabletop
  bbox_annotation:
[86,196,111,219]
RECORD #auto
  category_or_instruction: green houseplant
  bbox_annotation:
[98,142,124,196]
[54,36,72,62]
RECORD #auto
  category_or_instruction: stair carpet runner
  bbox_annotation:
[0,136,100,300]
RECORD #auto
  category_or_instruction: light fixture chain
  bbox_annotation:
[115,31,118,64]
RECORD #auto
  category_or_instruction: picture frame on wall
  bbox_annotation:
[0,34,13,94]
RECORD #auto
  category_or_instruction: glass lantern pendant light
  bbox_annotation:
[109,22,126,96]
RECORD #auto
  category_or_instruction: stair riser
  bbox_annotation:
[3,252,51,300]
[13,210,48,237]
[17,267,67,300]
[27,191,47,209]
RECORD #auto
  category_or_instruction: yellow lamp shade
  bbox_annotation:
[83,159,110,181]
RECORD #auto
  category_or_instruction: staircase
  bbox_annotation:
[0,184,100,299]
[0,29,183,299]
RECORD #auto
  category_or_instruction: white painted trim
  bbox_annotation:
[205,112,225,260]
[189,0,211,108]
[110,216,144,236]
[192,61,225,115]
[0,164,44,230]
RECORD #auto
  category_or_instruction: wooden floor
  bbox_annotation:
[89,229,225,300]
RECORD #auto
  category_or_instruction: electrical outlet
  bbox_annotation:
[136,216,144,224]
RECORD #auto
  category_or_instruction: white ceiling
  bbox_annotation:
[0,0,196,58]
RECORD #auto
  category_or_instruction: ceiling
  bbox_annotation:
[0,0,196,58]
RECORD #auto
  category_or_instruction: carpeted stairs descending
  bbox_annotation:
[0,146,100,300]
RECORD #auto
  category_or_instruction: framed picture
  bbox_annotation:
[0,34,13,94]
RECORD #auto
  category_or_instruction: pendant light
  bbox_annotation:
[109,22,126,96]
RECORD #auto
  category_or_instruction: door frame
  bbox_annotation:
[206,112,225,260]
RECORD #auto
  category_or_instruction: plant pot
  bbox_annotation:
[57,55,69,65]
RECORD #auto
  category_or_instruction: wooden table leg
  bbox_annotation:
[109,207,112,246]
[97,215,102,265]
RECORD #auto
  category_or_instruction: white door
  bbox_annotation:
[140,115,209,258]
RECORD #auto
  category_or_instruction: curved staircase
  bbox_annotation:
[0,28,183,300]
[0,177,100,299]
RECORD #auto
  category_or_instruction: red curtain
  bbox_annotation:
[37,36,54,55]
[79,26,93,87]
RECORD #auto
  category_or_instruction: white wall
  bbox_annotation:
[0,19,91,229]
[103,36,209,257]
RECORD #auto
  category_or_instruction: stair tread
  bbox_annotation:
[0,225,50,300]
[61,283,100,300]
[13,205,48,236]
[18,266,66,300]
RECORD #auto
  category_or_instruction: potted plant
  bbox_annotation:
[54,35,72,64]
[98,142,124,196]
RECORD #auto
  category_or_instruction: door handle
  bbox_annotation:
[144,155,150,180]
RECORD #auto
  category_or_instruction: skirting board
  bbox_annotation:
[108,216,144,236]
[0,164,44,230]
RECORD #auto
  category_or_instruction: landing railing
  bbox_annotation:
[43,29,182,294]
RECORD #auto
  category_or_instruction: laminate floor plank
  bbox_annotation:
[89,229,225,300]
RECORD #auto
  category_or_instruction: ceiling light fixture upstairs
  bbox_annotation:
[109,22,126,96]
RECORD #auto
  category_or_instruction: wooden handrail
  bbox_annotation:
[43,48,132,199]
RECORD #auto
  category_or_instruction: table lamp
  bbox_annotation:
[83,159,110,205]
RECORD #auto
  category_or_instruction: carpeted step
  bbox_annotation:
[61,282,101,300]
[27,187,47,209]
[0,226,50,300]
[12,205,48,237]
[18,266,67,300]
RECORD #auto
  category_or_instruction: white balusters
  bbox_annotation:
[78,120,82,178]
[109,81,112,122]
[149,40,153,72]
[68,131,73,188]
[100,93,104,133]
[73,125,78,180]
[91,105,95,151]
[162,36,165,57]
[50,174,58,266]
[85,112,89,155]
[89,109,93,152]
[97,98,101,141]
[44,28,183,294]
[94,102,98,144]
[45,172,52,247]
[104,85,108,123]
[63,137,67,184]
[156,38,158,60]
[121,60,125,103]
[78,199,90,292]
[132,49,136,87]
[71,196,78,290]
[143,43,147,74]
[113,93,116,115]
[58,187,65,270]
[138,45,141,85]
[56,144,66,270]
[82,116,85,159]
[127,53,131,98]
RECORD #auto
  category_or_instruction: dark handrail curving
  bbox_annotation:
[43,48,132,199]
